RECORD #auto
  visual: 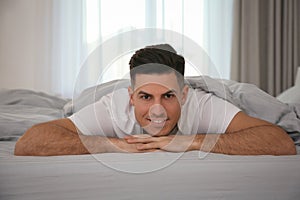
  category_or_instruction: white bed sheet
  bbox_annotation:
[1,141,300,200]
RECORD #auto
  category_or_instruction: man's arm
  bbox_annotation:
[14,118,154,156]
[125,112,296,155]
[193,112,296,155]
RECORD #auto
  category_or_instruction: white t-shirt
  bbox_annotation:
[69,88,240,138]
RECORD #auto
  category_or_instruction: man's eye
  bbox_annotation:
[140,95,151,100]
[164,94,175,99]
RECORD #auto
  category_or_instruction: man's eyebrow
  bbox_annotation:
[137,91,152,96]
[162,89,177,95]
[137,89,177,96]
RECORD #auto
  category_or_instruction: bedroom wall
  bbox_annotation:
[0,0,51,94]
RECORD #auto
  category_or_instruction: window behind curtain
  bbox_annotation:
[53,0,233,97]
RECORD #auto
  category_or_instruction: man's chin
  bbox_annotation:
[143,128,170,137]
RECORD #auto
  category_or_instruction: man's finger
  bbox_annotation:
[126,137,157,144]
[124,134,151,140]
[136,142,160,150]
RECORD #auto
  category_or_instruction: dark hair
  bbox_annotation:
[129,44,185,88]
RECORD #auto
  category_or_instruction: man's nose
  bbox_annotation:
[149,104,166,118]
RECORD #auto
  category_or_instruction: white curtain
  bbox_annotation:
[50,0,87,97]
[45,0,234,97]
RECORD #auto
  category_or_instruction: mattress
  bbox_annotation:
[1,141,300,200]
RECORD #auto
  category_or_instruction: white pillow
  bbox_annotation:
[277,86,300,104]
[277,67,300,104]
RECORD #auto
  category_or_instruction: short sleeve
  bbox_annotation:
[179,89,241,134]
[197,91,241,134]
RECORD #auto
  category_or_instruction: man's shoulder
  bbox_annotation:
[100,88,131,112]
[186,87,212,102]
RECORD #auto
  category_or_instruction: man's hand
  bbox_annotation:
[106,137,161,153]
[124,134,196,152]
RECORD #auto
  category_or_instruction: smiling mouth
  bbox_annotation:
[147,118,168,126]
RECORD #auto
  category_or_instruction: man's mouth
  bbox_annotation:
[147,118,168,126]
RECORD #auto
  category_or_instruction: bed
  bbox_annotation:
[1,76,300,200]
[1,141,300,200]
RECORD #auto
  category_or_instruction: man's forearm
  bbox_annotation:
[79,135,141,154]
[14,119,154,156]
[14,120,130,156]
[15,123,90,156]
[191,125,296,155]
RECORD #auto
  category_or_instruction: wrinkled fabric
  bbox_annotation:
[185,76,300,133]
[0,89,68,140]
[185,76,300,147]
[1,76,299,144]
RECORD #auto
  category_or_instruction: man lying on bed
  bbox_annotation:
[14,44,296,156]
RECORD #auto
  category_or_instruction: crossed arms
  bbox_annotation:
[14,112,296,156]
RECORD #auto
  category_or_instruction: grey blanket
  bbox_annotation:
[186,76,300,133]
[68,77,300,131]
[0,89,68,140]
[186,76,300,147]
[1,77,300,147]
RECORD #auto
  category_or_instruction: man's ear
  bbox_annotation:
[128,86,134,105]
[181,85,189,105]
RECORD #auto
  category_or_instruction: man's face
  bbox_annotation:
[128,72,188,136]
